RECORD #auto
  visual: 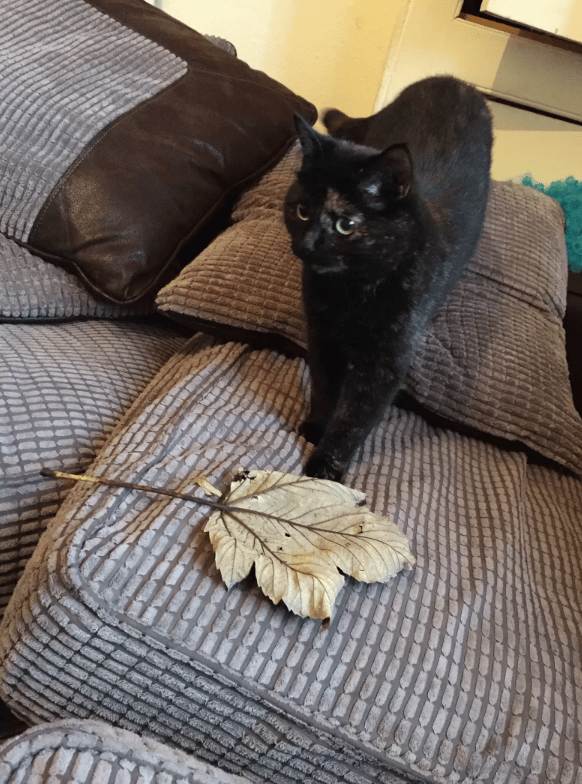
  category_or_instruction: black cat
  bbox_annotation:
[284,75,492,482]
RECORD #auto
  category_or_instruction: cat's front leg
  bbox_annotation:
[304,449,347,483]
[304,352,411,482]
[304,414,372,482]
[300,333,345,446]
[298,417,327,447]
[299,363,333,446]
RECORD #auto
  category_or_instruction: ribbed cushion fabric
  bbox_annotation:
[0,234,154,321]
[0,719,250,784]
[156,143,305,347]
[0,319,186,616]
[1,334,580,784]
[157,144,582,475]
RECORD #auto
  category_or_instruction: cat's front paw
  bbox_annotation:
[304,449,346,483]
[298,417,326,446]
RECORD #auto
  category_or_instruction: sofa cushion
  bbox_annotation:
[0,719,250,784]
[0,318,186,616]
[0,0,316,304]
[157,143,582,475]
[1,335,580,784]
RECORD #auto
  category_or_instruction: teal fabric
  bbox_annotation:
[519,175,582,272]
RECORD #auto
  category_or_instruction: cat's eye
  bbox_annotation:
[335,217,356,235]
[296,204,309,221]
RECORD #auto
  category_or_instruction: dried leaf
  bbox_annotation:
[192,475,221,497]
[205,470,414,619]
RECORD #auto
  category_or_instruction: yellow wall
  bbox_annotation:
[488,102,582,183]
[160,0,582,184]
[160,0,402,122]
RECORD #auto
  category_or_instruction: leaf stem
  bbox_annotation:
[41,468,306,527]
[41,468,370,534]
[40,468,231,512]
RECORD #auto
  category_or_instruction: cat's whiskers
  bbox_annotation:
[310,260,347,274]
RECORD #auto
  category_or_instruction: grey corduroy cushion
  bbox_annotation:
[1,335,580,784]
[0,719,251,784]
[0,318,186,616]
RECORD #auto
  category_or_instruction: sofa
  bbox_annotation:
[0,2,581,784]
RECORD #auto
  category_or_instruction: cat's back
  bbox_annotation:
[324,76,492,189]
[323,75,492,282]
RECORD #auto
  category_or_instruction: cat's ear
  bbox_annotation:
[294,113,325,161]
[323,109,367,144]
[376,143,413,199]
[322,108,349,136]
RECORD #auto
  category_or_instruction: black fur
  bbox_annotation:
[284,76,492,482]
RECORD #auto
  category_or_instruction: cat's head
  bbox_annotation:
[284,114,413,273]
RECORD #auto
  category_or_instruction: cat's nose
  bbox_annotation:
[301,226,321,253]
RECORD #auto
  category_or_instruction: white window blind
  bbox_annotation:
[481,0,582,45]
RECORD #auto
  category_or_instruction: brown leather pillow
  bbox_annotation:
[1,0,316,304]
